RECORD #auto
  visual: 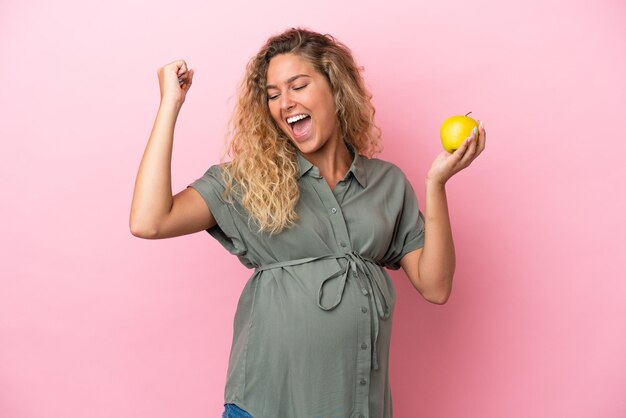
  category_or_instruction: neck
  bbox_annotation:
[302,139,353,190]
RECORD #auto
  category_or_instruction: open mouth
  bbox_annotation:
[287,113,312,138]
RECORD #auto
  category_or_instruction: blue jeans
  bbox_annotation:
[222,403,254,418]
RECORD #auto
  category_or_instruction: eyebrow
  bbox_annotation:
[266,74,311,90]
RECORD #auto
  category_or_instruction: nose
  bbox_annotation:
[280,91,295,111]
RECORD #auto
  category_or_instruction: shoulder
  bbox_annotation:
[189,163,237,202]
[359,156,419,203]
[203,162,228,176]
[360,155,409,183]
[198,163,230,187]
[188,162,251,215]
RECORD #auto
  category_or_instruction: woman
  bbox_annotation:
[130,28,485,418]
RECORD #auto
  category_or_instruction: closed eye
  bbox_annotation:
[267,84,307,101]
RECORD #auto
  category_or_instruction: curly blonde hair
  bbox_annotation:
[222,28,382,234]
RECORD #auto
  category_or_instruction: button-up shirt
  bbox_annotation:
[188,145,425,418]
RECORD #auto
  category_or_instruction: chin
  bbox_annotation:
[292,140,322,156]
[286,133,311,150]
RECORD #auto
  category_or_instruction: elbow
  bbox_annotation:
[427,291,451,305]
[422,276,453,305]
[129,220,158,239]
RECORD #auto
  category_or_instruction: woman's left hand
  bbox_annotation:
[426,120,486,185]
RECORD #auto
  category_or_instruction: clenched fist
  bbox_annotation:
[157,59,194,106]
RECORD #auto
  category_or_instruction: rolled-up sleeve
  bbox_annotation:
[187,165,247,258]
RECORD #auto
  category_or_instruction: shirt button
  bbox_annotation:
[361,343,368,350]
[330,207,337,214]
[359,415,366,418]
[360,379,367,385]
[339,241,347,247]
[361,287,369,295]
[361,306,368,313]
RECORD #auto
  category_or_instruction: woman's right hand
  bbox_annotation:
[157,59,194,106]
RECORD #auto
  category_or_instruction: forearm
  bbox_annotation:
[130,100,182,235]
[418,179,456,302]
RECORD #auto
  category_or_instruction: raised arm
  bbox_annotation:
[400,121,486,304]
[129,60,216,239]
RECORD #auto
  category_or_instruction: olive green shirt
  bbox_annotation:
[188,146,425,418]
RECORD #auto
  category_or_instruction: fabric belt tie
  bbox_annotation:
[254,251,390,370]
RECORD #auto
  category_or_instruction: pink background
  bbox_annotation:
[1,0,625,417]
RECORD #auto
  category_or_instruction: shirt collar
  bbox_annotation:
[296,142,367,187]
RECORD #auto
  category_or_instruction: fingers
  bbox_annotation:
[168,60,193,92]
[459,128,478,165]
[175,60,189,82]
[451,128,475,160]
[158,59,189,81]
[157,59,193,103]
[175,59,188,76]
[447,127,477,170]
[180,69,194,91]
[476,120,486,156]
[460,121,487,160]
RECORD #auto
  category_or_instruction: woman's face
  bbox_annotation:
[266,53,341,156]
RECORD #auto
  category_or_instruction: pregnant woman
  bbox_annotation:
[130,27,485,418]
